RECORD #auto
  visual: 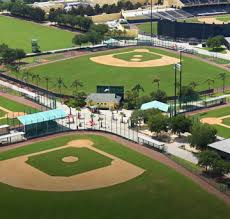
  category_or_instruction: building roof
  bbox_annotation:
[208,138,230,154]
[224,37,230,44]
[203,95,227,103]
[87,93,121,104]
[140,100,169,112]
[17,109,67,125]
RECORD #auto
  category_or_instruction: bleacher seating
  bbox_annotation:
[184,4,230,16]
[180,0,230,6]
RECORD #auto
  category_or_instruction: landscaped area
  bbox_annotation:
[0,15,75,53]
[0,134,229,219]
[193,106,230,138]
[136,22,158,34]
[18,47,230,95]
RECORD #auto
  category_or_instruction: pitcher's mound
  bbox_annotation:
[62,156,79,163]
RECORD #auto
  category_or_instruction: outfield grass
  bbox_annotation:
[192,106,230,138]
[0,96,37,125]
[114,51,161,62]
[223,117,230,126]
[0,109,6,117]
[215,14,230,22]
[0,134,229,219]
[0,15,75,52]
[24,47,230,95]
[26,147,112,176]
[137,22,158,34]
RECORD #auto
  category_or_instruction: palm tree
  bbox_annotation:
[21,70,31,83]
[31,74,41,87]
[218,73,228,92]
[132,84,144,94]
[55,77,67,95]
[70,79,83,94]
[204,79,215,90]
[44,76,50,91]
[189,81,199,89]
[152,77,160,89]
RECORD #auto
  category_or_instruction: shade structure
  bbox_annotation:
[140,100,169,112]
[17,109,67,126]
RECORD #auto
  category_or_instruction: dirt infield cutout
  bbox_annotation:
[0,139,145,191]
[90,49,179,68]
[201,115,230,129]
[0,106,25,120]
[198,17,223,24]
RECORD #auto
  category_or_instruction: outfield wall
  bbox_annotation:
[158,20,230,40]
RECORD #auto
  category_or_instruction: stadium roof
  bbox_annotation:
[208,139,230,154]
[140,100,169,112]
[17,109,67,125]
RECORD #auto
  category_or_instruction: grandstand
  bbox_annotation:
[122,7,193,22]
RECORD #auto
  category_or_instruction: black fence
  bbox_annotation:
[158,19,230,41]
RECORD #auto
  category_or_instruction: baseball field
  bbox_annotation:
[0,134,229,219]
[24,47,230,95]
[0,95,37,125]
[194,106,230,138]
[0,15,75,53]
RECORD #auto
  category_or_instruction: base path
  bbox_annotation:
[201,115,230,128]
[90,49,179,68]
[0,131,229,204]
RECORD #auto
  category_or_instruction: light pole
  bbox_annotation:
[150,0,153,39]
[174,64,177,116]
[179,50,182,109]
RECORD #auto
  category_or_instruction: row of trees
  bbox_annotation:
[0,43,25,65]
[51,13,93,31]
[72,24,109,46]
[5,2,45,22]
[67,1,143,16]
[198,150,230,177]
[131,108,218,150]
[18,70,86,108]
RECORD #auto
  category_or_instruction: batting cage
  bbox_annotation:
[17,109,68,138]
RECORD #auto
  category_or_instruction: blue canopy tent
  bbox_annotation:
[140,100,169,112]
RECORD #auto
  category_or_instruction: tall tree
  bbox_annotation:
[132,84,144,95]
[152,77,160,89]
[189,123,217,150]
[71,79,83,94]
[55,77,67,95]
[218,73,228,92]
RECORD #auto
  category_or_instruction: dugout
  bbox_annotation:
[17,109,68,138]
[202,96,227,108]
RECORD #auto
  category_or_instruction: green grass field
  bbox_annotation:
[0,109,6,117]
[26,147,112,176]
[0,134,229,219]
[114,51,161,61]
[0,96,37,125]
[0,15,75,53]
[192,106,230,138]
[223,117,230,126]
[23,47,230,95]
[137,22,158,34]
[215,14,230,22]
